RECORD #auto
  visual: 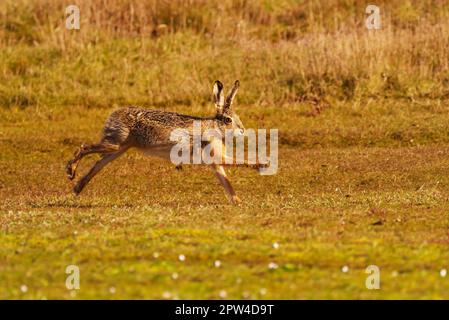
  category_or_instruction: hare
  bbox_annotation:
[66,80,266,204]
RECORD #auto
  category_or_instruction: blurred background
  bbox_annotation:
[1,0,448,111]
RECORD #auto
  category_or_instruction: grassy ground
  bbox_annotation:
[1,0,449,300]
[1,103,449,299]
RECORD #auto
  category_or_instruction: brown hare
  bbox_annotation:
[66,80,267,204]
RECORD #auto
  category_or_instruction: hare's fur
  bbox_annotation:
[66,80,265,204]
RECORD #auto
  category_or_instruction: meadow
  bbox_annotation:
[1,0,449,299]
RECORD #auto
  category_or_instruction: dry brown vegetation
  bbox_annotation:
[1,0,448,108]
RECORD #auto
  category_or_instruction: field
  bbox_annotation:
[1,0,449,299]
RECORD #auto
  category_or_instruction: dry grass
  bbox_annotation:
[2,104,449,299]
[0,0,448,108]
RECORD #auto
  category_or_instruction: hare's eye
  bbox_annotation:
[224,117,232,124]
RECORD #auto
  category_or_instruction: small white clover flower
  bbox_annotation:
[268,262,278,270]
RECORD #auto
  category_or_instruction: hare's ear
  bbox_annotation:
[224,80,240,110]
[213,80,224,114]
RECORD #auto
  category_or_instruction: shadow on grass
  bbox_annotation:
[27,195,138,209]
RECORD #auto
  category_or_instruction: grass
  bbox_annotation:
[1,104,449,299]
[1,0,449,299]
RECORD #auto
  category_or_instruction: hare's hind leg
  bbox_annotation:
[73,145,130,195]
[66,142,120,180]
[212,164,241,204]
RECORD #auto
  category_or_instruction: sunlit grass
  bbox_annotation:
[1,106,449,299]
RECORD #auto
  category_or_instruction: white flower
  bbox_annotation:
[268,262,278,270]
[162,291,172,299]
[20,285,28,293]
[272,242,280,249]
[171,272,179,280]
[341,265,349,273]
[214,260,221,268]
[219,290,227,298]
[109,287,116,294]
[178,254,185,262]
[440,269,447,277]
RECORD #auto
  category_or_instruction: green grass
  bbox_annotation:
[1,104,449,299]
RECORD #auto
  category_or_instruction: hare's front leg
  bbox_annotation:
[211,164,241,205]
[220,155,269,171]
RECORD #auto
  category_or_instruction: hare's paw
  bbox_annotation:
[231,195,242,205]
[252,161,270,170]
